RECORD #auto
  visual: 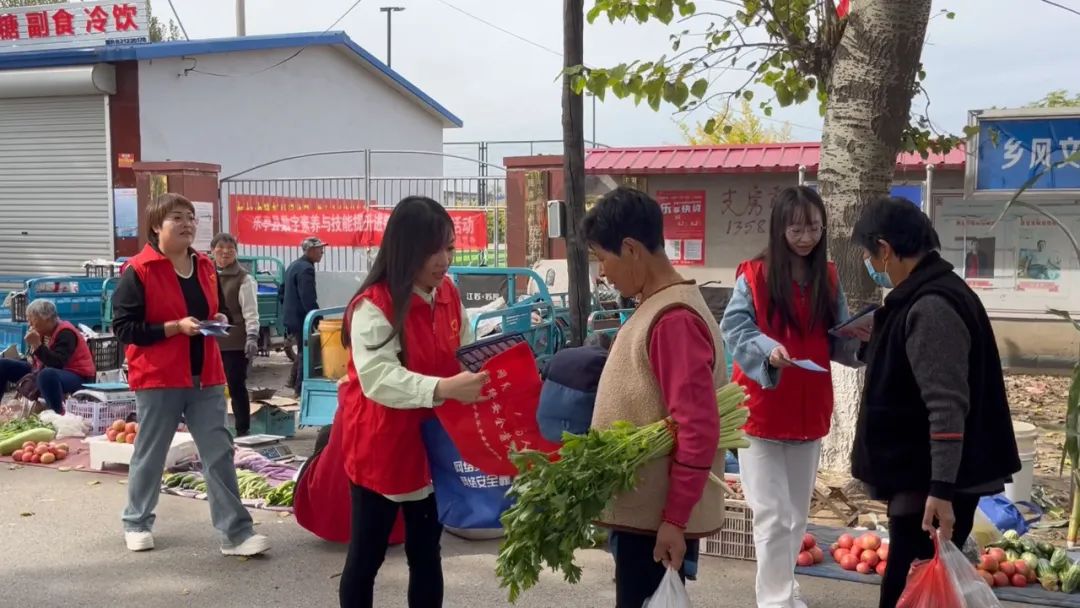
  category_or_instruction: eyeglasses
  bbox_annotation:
[786,225,824,238]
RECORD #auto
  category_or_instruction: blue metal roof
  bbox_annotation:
[0,31,462,128]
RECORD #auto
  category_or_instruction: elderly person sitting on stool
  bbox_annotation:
[0,299,96,414]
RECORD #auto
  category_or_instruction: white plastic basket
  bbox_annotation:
[66,397,136,437]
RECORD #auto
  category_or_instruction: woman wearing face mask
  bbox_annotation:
[720,186,862,608]
[337,196,490,608]
[851,197,1020,608]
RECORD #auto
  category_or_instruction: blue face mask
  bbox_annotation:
[864,257,894,289]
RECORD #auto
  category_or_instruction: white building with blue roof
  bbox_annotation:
[0,28,461,277]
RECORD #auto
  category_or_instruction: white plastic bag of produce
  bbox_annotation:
[643,568,691,608]
[40,410,88,439]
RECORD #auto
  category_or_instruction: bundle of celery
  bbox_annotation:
[496,382,749,602]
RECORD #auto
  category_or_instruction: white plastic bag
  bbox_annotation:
[939,534,1002,607]
[643,568,691,608]
[40,409,89,439]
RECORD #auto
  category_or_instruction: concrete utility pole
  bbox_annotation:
[380,6,405,68]
[236,0,246,36]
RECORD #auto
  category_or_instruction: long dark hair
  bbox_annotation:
[342,196,454,360]
[757,186,834,335]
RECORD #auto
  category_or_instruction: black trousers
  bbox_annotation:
[221,351,250,436]
[611,530,697,608]
[340,484,444,608]
[879,493,981,608]
[286,333,302,393]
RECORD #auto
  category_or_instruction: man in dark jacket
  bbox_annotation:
[283,236,324,394]
[851,197,1020,608]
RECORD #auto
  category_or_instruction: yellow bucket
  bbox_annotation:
[318,319,349,380]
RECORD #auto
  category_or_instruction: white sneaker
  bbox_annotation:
[221,533,270,557]
[125,530,155,552]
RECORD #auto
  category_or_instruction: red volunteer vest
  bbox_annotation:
[730,259,836,441]
[293,402,405,545]
[34,320,95,379]
[340,277,465,496]
[124,244,227,390]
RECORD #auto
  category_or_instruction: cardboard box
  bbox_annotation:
[228,396,300,438]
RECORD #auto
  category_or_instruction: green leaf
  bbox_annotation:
[946,11,956,19]
[723,124,733,134]
[668,81,689,107]
[586,5,603,23]
[743,90,754,102]
[679,1,697,18]
[703,117,717,134]
[690,78,709,99]
[763,105,773,117]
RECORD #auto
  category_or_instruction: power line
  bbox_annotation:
[165,0,189,40]
[187,0,367,78]
[432,0,564,59]
[1038,0,1080,17]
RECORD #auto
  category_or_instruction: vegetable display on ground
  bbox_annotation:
[496,382,750,602]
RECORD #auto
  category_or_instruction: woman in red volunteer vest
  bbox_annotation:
[338,196,488,608]
[111,193,269,558]
[720,186,863,608]
[0,298,96,414]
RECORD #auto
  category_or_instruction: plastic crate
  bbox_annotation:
[702,499,756,561]
[66,392,137,436]
[9,293,26,322]
[87,335,121,371]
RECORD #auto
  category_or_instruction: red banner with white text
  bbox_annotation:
[230,194,488,249]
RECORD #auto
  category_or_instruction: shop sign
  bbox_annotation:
[0,1,149,54]
[657,190,707,266]
[968,108,1080,196]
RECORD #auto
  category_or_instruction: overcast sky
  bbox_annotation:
[170,0,1076,160]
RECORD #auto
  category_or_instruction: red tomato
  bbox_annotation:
[21,441,35,450]
[55,450,67,461]
[1011,574,1028,588]
[106,429,119,442]
[840,554,859,571]
[12,450,23,462]
[39,453,55,465]
[859,533,881,551]
[875,561,887,576]
[999,561,1016,577]
[861,549,880,567]
[877,543,889,561]
[979,555,998,573]
[796,551,814,567]
[838,534,855,550]
[809,546,824,564]
[979,570,995,587]
[856,561,872,575]
[992,571,1010,588]
[34,445,49,456]
[802,533,816,551]
[30,453,41,464]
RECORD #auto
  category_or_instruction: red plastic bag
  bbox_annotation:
[433,342,560,476]
[896,533,1001,608]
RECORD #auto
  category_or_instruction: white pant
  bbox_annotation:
[739,437,822,608]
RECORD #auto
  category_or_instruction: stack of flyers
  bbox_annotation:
[197,320,232,337]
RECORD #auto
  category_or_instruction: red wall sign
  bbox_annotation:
[230,194,488,250]
[656,190,707,266]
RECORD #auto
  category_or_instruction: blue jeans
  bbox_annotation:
[0,359,85,413]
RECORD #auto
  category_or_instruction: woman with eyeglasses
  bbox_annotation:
[720,186,862,608]
[112,193,269,557]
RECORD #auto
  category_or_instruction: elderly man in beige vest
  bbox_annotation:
[582,187,727,607]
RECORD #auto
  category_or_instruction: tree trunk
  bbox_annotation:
[563,0,590,347]
[818,0,933,472]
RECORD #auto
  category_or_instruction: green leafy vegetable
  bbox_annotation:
[496,382,749,602]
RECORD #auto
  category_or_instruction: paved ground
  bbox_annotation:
[0,355,1038,607]
[0,465,1038,608]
